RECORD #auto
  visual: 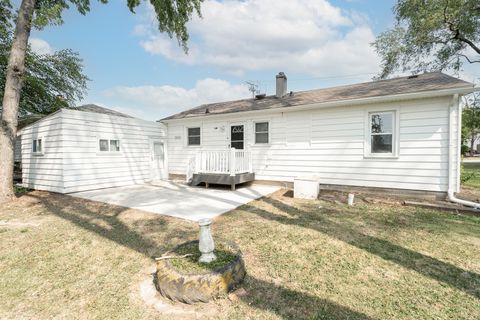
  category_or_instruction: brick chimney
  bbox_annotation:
[276,72,287,98]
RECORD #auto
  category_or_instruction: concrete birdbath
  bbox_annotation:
[154,219,246,304]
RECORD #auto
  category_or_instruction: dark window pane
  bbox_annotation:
[188,136,200,146]
[110,140,120,151]
[371,134,392,153]
[32,140,37,152]
[371,113,393,133]
[99,139,109,151]
[231,141,244,150]
[255,132,269,144]
[188,127,200,136]
[255,122,268,132]
[231,131,243,141]
[231,125,244,141]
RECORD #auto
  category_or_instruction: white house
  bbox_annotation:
[17,72,475,199]
[161,72,474,197]
[17,105,167,193]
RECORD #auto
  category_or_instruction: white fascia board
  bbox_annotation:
[160,86,475,124]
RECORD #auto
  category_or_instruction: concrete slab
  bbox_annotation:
[70,181,280,222]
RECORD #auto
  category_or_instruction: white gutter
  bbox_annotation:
[447,93,480,209]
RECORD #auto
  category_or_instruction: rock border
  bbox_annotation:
[154,240,246,304]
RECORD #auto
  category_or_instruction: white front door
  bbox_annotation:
[151,140,167,180]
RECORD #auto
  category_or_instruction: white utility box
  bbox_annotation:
[294,176,320,199]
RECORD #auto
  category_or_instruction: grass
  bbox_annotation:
[462,162,480,188]
[169,241,239,273]
[0,188,479,319]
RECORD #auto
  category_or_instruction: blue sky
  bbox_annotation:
[22,0,477,120]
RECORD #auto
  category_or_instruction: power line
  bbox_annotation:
[251,72,377,85]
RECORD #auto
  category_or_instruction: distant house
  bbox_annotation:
[17,72,475,198]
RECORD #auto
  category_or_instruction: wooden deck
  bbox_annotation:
[186,148,254,191]
[191,172,255,190]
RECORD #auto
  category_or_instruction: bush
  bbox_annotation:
[461,145,470,155]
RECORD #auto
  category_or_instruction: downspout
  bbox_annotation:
[447,93,480,209]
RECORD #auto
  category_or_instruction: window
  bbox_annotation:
[255,122,269,144]
[99,139,120,152]
[99,139,109,151]
[110,140,120,151]
[187,127,201,146]
[32,139,42,153]
[368,111,395,156]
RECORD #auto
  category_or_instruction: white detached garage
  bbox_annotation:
[17,105,167,193]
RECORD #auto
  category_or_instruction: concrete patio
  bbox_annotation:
[70,181,280,221]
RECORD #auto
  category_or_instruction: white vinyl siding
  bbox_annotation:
[18,109,167,193]
[59,109,166,193]
[18,112,64,193]
[165,96,457,192]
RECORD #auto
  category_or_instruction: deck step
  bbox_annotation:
[192,173,255,190]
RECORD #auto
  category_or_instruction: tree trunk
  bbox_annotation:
[0,0,37,202]
[471,133,476,157]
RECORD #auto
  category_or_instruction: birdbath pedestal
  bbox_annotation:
[198,218,217,263]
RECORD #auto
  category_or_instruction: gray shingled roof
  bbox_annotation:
[75,104,133,118]
[161,72,473,121]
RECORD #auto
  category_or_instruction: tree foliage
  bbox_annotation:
[0,0,202,201]
[32,0,202,51]
[462,92,480,156]
[373,0,480,79]
[0,0,88,117]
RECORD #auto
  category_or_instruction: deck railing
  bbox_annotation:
[186,148,252,182]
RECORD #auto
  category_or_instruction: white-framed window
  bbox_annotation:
[254,121,269,144]
[366,110,398,157]
[187,127,201,146]
[99,139,120,152]
[32,138,43,154]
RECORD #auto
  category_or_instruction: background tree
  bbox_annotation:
[373,0,480,79]
[462,92,480,156]
[0,0,202,202]
[0,2,88,118]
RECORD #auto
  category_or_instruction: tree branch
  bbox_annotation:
[443,0,480,56]
[458,53,480,64]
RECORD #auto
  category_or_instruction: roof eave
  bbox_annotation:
[17,109,64,135]
[160,86,476,123]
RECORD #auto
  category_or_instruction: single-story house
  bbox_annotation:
[17,72,476,199]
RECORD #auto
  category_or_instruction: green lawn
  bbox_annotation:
[462,162,480,188]
[0,188,479,319]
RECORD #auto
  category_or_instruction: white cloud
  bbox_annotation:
[102,78,251,120]
[29,38,53,55]
[136,0,380,76]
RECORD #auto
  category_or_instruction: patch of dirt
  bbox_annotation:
[318,190,403,206]
[457,186,480,203]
